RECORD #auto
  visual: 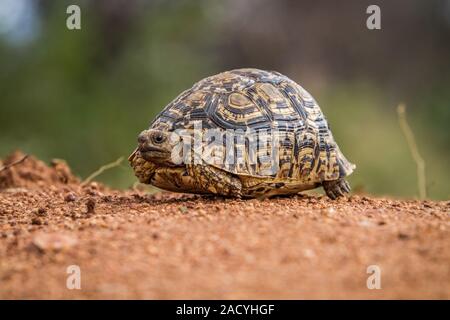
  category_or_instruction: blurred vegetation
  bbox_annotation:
[0,0,449,199]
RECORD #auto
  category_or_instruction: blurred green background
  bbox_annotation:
[0,0,449,199]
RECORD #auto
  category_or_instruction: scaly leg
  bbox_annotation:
[187,164,242,197]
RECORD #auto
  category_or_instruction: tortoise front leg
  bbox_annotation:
[187,164,242,197]
[322,178,351,200]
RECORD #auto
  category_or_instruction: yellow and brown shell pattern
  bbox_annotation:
[149,68,355,184]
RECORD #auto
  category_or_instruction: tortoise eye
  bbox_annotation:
[152,133,165,144]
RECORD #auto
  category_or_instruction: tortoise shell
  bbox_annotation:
[147,68,354,184]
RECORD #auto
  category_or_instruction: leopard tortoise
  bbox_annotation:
[129,68,355,199]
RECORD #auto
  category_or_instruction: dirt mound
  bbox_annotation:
[0,151,79,190]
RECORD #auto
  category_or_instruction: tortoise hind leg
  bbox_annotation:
[322,179,351,200]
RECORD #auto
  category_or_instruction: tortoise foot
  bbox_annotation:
[322,179,351,200]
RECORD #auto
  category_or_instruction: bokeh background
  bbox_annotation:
[0,0,449,199]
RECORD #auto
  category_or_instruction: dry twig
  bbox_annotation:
[81,156,124,186]
[0,154,29,172]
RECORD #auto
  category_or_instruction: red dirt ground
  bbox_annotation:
[0,151,449,299]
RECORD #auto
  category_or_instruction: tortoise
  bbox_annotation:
[129,68,355,199]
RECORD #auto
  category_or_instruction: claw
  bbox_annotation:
[326,189,337,200]
[334,186,344,197]
[342,180,351,193]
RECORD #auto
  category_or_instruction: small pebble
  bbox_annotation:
[86,199,96,214]
[64,193,77,202]
[31,217,42,225]
[32,232,78,251]
[398,233,410,240]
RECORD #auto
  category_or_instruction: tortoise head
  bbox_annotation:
[135,129,177,164]
[128,128,181,183]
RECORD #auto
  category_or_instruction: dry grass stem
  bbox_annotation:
[397,103,427,199]
[81,156,124,186]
